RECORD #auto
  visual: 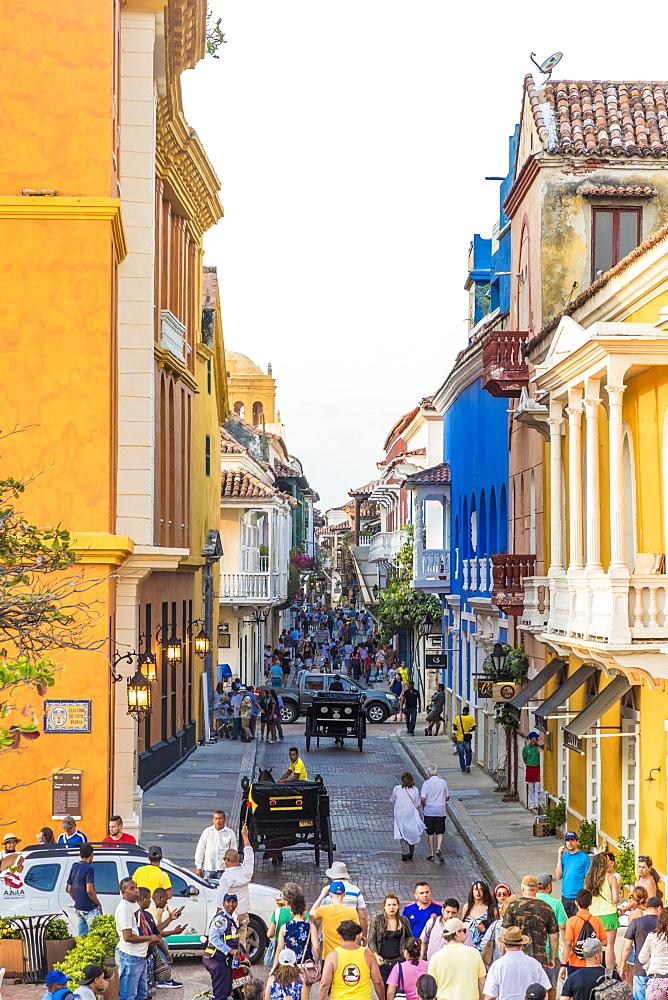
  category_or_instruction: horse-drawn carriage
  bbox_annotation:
[305,691,366,751]
[240,773,335,867]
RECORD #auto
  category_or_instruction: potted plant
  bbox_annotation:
[616,835,636,893]
[0,916,24,979]
[543,796,566,836]
[578,818,597,852]
[55,914,119,1000]
[46,917,76,966]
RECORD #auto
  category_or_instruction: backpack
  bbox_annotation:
[572,917,597,959]
[590,969,632,1000]
[52,990,75,1000]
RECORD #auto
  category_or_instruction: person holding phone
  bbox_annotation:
[555,833,591,917]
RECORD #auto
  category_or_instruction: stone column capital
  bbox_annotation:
[605,384,626,405]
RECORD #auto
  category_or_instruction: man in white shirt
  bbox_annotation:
[115,878,160,1000]
[215,823,254,949]
[421,764,450,863]
[195,811,238,879]
[313,860,369,942]
[484,926,551,1000]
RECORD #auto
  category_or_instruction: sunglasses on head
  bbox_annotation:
[638,856,652,864]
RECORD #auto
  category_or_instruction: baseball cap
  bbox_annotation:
[81,965,113,985]
[564,831,578,840]
[521,875,540,889]
[329,880,346,894]
[527,731,539,739]
[223,892,238,902]
[537,873,552,888]
[278,948,297,966]
[147,845,163,859]
[581,938,603,957]
[61,816,76,828]
[443,917,467,933]
[525,986,547,1000]
[46,972,69,986]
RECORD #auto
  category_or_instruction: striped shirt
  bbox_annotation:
[321,880,366,911]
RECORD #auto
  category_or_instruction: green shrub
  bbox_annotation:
[616,835,636,887]
[0,916,22,939]
[578,818,597,851]
[54,916,118,984]
[46,918,72,941]
[544,796,566,834]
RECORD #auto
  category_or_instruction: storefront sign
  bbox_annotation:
[493,682,520,702]
[44,699,91,733]
[474,678,493,698]
[425,652,448,670]
[52,771,82,820]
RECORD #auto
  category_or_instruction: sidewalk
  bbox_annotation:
[398,729,560,893]
[142,734,258,865]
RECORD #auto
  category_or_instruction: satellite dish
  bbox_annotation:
[530,51,563,81]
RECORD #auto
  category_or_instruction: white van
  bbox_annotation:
[0,843,276,963]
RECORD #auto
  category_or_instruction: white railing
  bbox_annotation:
[519,576,550,632]
[629,576,668,638]
[368,529,409,563]
[219,572,271,601]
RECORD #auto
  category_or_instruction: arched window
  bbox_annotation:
[623,425,637,571]
[479,490,487,557]
[489,486,498,554]
[252,401,264,425]
[234,400,245,418]
[500,483,508,551]
[462,497,469,559]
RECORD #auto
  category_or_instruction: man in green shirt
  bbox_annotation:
[522,731,542,810]
[537,872,567,988]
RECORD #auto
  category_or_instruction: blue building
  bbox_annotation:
[431,131,517,774]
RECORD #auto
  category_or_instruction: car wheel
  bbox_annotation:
[246,915,267,965]
[366,702,388,723]
[281,701,299,724]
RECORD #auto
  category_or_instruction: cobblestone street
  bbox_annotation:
[251,720,478,907]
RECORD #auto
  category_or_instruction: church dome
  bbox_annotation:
[226,351,265,376]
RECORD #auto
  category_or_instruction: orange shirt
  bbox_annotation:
[564,910,607,967]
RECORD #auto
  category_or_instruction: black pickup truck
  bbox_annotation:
[278,671,399,724]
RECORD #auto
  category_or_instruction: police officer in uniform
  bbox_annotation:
[203,891,240,1000]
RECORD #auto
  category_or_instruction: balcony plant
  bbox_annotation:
[484,643,529,684]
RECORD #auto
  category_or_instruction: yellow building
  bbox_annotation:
[0,0,225,838]
[520,224,668,874]
[226,352,277,426]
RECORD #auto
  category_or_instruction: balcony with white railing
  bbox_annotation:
[368,529,409,564]
[411,549,450,592]
[519,577,550,633]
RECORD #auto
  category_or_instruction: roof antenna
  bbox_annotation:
[530,51,563,84]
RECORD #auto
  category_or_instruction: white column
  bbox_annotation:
[606,383,626,569]
[566,389,584,570]
[584,383,603,571]
[548,400,565,571]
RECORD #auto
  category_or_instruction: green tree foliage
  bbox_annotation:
[376,530,441,644]
[206,12,226,57]
[0,468,98,761]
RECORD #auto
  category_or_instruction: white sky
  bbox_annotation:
[182,0,668,512]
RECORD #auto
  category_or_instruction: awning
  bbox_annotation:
[562,675,632,754]
[534,663,597,733]
[506,658,565,722]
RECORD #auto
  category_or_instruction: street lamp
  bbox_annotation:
[418,613,434,637]
[111,650,153,721]
[156,623,182,663]
[491,641,507,675]
[187,619,211,659]
[137,633,157,683]
[126,668,152,721]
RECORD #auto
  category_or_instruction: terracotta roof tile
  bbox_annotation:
[534,77,668,157]
[220,427,245,454]
[580,185,658,196]
[221,469,275,500]
[404,463,451,486]
[349,479,382,497]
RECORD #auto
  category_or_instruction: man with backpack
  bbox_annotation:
[502,876,558,969]
[560,889,607,977]
[560,938,622,1000]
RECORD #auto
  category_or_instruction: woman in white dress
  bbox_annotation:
[390,771,425,862]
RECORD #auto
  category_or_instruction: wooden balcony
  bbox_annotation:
[491,553,536,616]
[482,331,529,398]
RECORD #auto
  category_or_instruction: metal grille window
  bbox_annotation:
[592,208,641,279]
[205,434,211,477]
[207,358,212,395]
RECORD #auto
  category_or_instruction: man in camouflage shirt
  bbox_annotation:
[501,875,558,968]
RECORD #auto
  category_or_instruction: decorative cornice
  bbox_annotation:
[503,155,541,219]
[0,196,127,262]
[196,342,214,361]
[70,532,135,566]
[154,343,199,392]
[433,339,483,414]
[165,0,206,75]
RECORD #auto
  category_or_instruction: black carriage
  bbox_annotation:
[239,774,335,867]
[305,691,366,752]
